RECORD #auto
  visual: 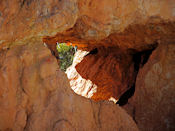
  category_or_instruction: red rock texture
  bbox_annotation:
[123,43,175,131]
[75,46,137,101]
[0,42,139,131]
[43,20,175,52]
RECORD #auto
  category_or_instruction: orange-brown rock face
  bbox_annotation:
[123,43,175,131]
[78,0,175,38]
[0,0,78,44]
[1,0,175,49]
[0,40,59,130]
[0,42,139,131]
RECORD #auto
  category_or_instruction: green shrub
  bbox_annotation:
[57,43,76,71]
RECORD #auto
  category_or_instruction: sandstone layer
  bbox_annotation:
[123,43,175,131]
[0,42,139,131]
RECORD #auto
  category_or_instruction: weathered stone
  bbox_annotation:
[1,0,175,50]
[0,0,78,43]
[0,42,138,131]
[123,43,175,131]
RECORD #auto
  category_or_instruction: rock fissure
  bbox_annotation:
[132,106,137,124]
[97,102,102,129]
[90,101,98,127]
[18,60,27,96]
[53,118,74,130]
[23,112,30,131]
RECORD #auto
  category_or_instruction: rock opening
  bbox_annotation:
[44,39,158,105]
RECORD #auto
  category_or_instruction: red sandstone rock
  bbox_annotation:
[0,42,138,131]
[75,47,137,101]
[123,43,175,131]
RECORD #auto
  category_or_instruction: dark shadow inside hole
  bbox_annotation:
[116,84,135,106]
[85,48,98,56]
[116,43,158,106]
[133,43,158,72]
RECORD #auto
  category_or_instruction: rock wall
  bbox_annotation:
[0,42,139,131]
[123,43,175,131]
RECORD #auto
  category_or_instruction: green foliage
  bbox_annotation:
[57,43,76,71]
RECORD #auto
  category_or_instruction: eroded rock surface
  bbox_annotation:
[75,47,136,101]
[0,0,78,44]
[0,42,139,131]
[123,43,175,131]
[1,0,175,50]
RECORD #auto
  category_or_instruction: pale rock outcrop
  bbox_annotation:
[66,49,98,98]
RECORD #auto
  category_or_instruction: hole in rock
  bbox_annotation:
[43,36,158,106]
[116,84,135,106]
[56,43,77,71]
[43,42,78,71]
[43,41,98,98]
